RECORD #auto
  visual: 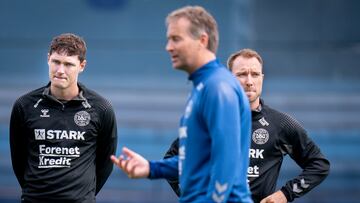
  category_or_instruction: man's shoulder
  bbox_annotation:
[14,85,47,106]
[205,68,238,90]
[263,104,304,131]
[263,104,284,117]
[80,84,114,111]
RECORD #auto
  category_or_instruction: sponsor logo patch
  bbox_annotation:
[34,129,46,140]
[38,144,81,168]
[34,129,85,140]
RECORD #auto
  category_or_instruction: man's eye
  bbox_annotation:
[252,72,261,77]
[172,36,181,42]
[237,73,247,77]
[64,63,74,67]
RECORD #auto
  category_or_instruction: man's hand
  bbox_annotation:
[260,190,287,203]
[110,147,150,178]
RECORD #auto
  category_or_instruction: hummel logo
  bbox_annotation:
[300,178,309,188]
[259,117,269,126]
[40,109,50,117]
[212,181,228,203]
[215,181,228,193]
[293,179,310,193]
[293,183,302,193]
[212,193,224,203]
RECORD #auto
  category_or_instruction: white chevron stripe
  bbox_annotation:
[215,181,228,193]
[212,193,224,203]
[300,178,310,188]
[293,183,303,193]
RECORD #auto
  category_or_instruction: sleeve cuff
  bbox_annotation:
[281,186,293,202]
[148,160,158,179]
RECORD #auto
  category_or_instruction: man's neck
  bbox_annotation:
[188,51,216,74]
[250,100,261,111]
[50,85,79,101]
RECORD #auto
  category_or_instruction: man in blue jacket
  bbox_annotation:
[111,6,253,203]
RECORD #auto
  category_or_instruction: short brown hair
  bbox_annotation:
[49,33,87,62]
[227,48,263,71]
[166,6,219,53]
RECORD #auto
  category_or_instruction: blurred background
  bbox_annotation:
[0,0,359,202]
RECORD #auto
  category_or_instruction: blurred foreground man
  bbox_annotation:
[111,6,253,203]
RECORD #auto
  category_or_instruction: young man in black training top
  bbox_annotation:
[10,33,117,203]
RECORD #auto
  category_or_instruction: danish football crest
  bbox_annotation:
[252,128,269,145]
[74,111,91,127]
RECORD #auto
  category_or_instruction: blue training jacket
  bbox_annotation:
[149,59,253,203]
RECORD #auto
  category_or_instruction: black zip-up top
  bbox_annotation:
[164,99,330,203]
[10,83,117,203]
[248,99,329,202]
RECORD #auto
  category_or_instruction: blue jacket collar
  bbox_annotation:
[188,59,221,86]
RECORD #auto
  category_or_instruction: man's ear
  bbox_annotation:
[47,53,51,66]
[199,33,209,49]
[79,60,87,72]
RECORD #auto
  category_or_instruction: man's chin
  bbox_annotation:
[173,64,186,72]
[247,94,259,103]
[51,82,67,90]
[172,62,182,69]
[246,92,254,99]
[249,96,260,104]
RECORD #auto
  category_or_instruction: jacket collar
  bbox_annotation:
[252,98,265,119]
[40,82,91,109]
[188,59,221,86]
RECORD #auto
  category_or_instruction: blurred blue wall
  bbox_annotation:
[0,0,359,202]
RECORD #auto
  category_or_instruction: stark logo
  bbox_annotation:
[74,111,91,127]
[40,109,50,117]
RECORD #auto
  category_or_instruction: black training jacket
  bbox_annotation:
[10,83,117,203]
[164,99,330,203]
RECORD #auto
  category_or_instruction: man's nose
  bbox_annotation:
[246,74,253,85]
[166,41,173,52]
[56,64,65,74]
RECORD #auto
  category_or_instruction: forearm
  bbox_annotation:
[281,157,330,201]
[96,160,113,194]
[148,156,178,179]
[10,104,27,188]
[163,138,181,196]
[95,136,117,194]
[10,151,26,187]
